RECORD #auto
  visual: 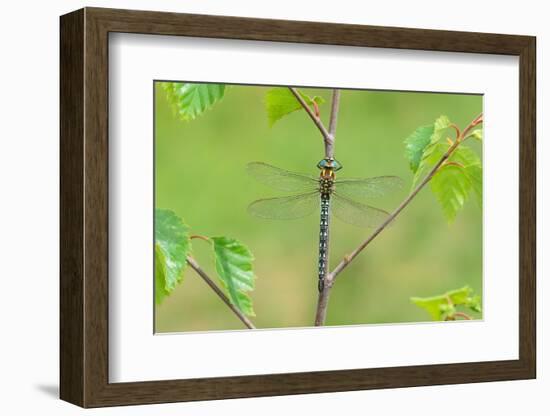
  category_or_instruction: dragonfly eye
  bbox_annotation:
[317,158,343,171]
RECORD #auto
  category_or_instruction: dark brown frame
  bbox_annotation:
[60,7,536,408]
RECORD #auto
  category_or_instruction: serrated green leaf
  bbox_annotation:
[465,164,482,208]
[155,243,169,304]
[162,82,226,121]
[265,87,325,127]
[434,115,451,131]
[448,146,482,208]
[405,117,482,221]
[404,124,434,173]
[451,146,481,167]
[154,209,191,304]
[430,164,472,222]
[211,237,256,316]
[411,142,448,188]
[421,115,451,164]
[411,286,480,321]
[406,116,451,188]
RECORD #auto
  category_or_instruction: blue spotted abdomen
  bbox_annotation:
[318,193,330,292]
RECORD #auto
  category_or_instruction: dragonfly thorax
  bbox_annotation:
[319,176,335,195]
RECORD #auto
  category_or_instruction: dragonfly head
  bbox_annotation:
[317,158,342,176]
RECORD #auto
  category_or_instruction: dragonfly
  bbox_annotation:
[247,158,402,292]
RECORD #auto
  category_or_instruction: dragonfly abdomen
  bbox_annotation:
[318,192,331,292]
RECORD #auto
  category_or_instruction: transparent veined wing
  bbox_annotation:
[331,192,390,228]
[247,162,318,193]
[248,192,319,220]
[334,176,403,201]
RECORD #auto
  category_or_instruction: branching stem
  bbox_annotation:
[293,86,481,327]
[293,87,340,325]
[292,89,340,325]
[289,87,334,152]
[328,114,483,287]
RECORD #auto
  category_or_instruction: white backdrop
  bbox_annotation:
[110,34,519,382]
[0,0,546,415]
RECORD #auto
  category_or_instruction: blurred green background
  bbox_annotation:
[154,83,482,332]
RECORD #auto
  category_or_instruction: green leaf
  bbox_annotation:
[265,87,325,127]
[467,129,483,141]
[155,243,169,304]
[417,116,451,166]
[434,115,451,131]
[410,296,446,321]
[430,164,472,223]
[446,286,474,304]
[410,142,448,189]
[464,163,482,208]
[438,303,456,321]
[404,124,434,173]
[465,295,482,313]
[452,146,482,209]
[411,286,481,321]
[404,117,482,221]
[405,115,451,188]
[161,82,226,121]
[211,237,256,316]
[155,209,191,304]
[451,146,481,167]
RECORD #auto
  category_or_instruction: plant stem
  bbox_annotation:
[328,155,448,281]
[314,90,341,326]
[315,284,332,326]
[289,87,334,150]
[190,234,211,242]
[327,113,483,286]
[292,88,342,325]
[326,89,341,158]
[454,312,473,320]
[186,256,256,329]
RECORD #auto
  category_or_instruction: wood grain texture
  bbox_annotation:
[59,8,84,406]
[518,38,537,375]
[59,7,537,408]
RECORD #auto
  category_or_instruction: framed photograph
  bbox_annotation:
[60,7,536,408]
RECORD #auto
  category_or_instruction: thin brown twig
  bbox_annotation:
[186,256,256,329]
[289,87,333,149]
[462,114,483,138]
[326,89,341,158]
[449,123,461,139]
[454,312,473,320]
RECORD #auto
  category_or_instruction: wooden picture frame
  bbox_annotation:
[60,7,536,408]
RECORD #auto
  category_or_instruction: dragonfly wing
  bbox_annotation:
[247,162,318,192]
[331,193,390,228]
[248,192,319,220]
[335,176,403,200]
